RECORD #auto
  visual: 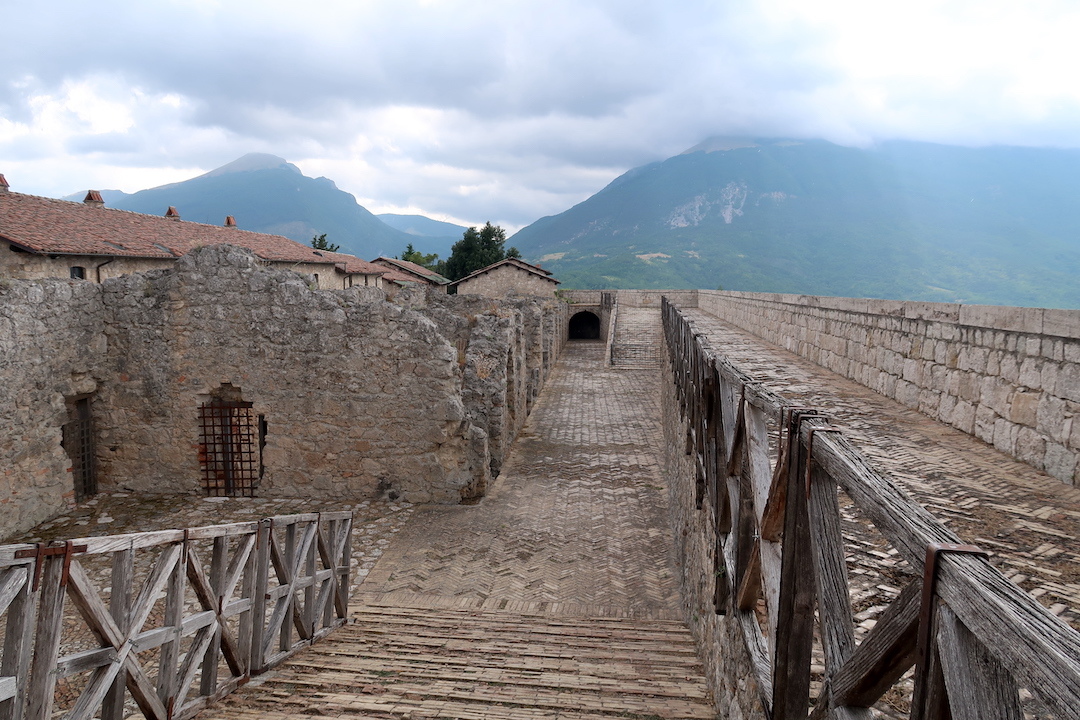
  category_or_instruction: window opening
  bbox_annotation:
[62,396,96,500]
[198,388,259,497]
[70,266,86,280]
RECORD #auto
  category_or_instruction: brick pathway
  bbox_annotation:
[680,308,1080,633]
[200,341,716,720]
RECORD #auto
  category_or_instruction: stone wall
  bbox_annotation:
[696,290,1080,485]
[0,277,107,539]
[0,246,564,539]
[454,265,558,297]
[661,349,767,720]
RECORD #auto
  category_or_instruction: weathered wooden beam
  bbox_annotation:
[831,578,921,707]
[771,416,816,720]
[936,604,1021,720]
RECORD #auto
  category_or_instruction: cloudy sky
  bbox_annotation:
[3,0,1079,230]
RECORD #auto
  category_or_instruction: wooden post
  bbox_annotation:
[771,414,816,720]
[25,556,67,720]
[101,548,132,720]
[250,520,271,675]
[0,563,36,720]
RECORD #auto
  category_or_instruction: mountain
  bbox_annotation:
[376,214,468,258]
[509,138,1080,308]
[71,154,420,259]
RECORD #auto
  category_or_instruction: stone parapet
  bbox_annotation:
[695,290,1080,485]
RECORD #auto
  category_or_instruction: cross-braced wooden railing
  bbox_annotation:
[0,510,352,720]
[662,297,1080,720]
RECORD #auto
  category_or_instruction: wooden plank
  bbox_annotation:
[935,605,1021,720]
[184,522,260,540]
[832,578,921,707]
[128,543,183,636]
[771,418,815,720]
[25,557,67,720]
[745,402,781,661]
[249,520,271,674]
[935,556,1080,720]
[66,560,124,650]
[200,536,227,697]
[123,653,169,720]
[102,547,132,720]
[0,562,34,720]
[69,529,185,555]
[0,678,14,704]
[55,647,117,678]
[156,538,186,705]
[806,462,857,673]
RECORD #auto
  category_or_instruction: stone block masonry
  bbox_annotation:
[0,245,565,540]
[695,290,1080,485]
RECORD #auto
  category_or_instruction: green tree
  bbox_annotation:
[443,222,510,281]
[398,243,441,271]
[505,246,522,259]
[310,233,340,252]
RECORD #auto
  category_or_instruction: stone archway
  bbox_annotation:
[568,311,601,340]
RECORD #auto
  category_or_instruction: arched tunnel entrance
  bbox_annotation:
[568,311,601,340]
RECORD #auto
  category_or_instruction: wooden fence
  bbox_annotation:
[662,297,1080,720]
[0,510,352,720]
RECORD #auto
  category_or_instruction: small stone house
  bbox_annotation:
[0,182,386,289]
[450,257,560,297]
[372,257,451,292]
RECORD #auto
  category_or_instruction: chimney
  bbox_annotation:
[83,190,104,207]
[224,215,237,227]
[165,206,181,220]
[0,174,8,193]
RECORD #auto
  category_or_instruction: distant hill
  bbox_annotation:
[509,139,1080,308]
[376,214,468,258]
[68,154,421,259]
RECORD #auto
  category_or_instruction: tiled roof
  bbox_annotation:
[319,250,386,276]
[372,257,451,285]
[449,257,560,287]
[0,190,372,270]
[379,267,425,286]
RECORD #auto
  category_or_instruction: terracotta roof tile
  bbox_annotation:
[0,190,366,270]
[372,257,451,285]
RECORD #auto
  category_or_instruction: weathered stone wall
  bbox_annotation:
[1,241,176,281]
[0,277,108,539]
[454,265,558,297]
[661,349,768,720]
[696,290,1080,485]
[396,290,567,489]
[0,246,565,539]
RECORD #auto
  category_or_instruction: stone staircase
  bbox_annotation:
[204,603,715,720]
[610,306,663,368]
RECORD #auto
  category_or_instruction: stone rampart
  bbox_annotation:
[0,246,564,539]
[695,290,1080,485]
[661,349,767,720]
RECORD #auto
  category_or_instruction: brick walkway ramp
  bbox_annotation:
[199,341,716,720]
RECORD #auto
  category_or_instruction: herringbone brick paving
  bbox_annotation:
[199,340,714,720]
[680,308,1080,633]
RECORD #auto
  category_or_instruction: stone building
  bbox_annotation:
[0,245,566,540]
[371,257,451,292]
[450,258,560,297]
[0,184,385,290]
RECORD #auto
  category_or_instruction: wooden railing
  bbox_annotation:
[662,298,1080,720]
[0,510,352,720]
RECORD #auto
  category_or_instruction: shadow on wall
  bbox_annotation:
[568,311,601,340]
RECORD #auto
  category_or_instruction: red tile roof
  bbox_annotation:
[0,190,381,276]
[372,257,451,285]
[379,267,426,286]
[449,257,560,287]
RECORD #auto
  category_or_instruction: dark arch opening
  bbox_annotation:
[568,311,601,340]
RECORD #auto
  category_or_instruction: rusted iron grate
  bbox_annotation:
[199,399,258,497]
[63,397,96,500]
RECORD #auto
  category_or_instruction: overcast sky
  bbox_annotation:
[3,0,1080,231]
